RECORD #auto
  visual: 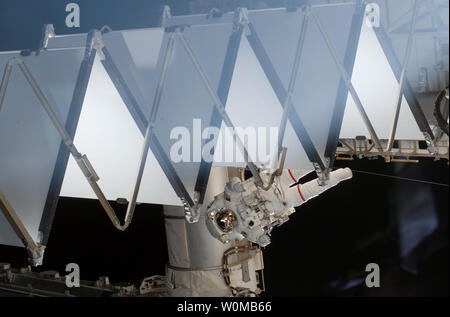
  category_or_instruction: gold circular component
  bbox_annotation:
[215,209,237,233]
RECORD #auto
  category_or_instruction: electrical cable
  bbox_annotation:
[351,169,449,187]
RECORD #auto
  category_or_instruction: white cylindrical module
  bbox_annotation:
[283,168,353,207]
[164,204,234,297]
[164,167,262,297]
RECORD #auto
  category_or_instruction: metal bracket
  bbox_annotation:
[235,8,250,35]
[161,5,172,26]
[183,198,199,223]
[183,191,201,223]
[100,25,113,35]
[313,157,331,186]
[0,189,45,266]
[207,8,223,19]
[261,147,287,191]
[40,24,56,51]
[90,30,106,61]
[423,131,438,155]
[26,245,46,267]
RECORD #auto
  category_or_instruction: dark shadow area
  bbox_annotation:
[1,158,448,296]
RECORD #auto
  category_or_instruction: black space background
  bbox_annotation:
[0,0,448,296]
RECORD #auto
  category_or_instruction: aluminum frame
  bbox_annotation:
[245,2,366,174]
[0,30,96,250]
[100,3,368,206]
[100,9,252,208]
[372,19,435,144]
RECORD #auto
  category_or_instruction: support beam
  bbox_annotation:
[277,9,310,157]
[176,29,264,188]
[311,10,384,153]
[385,0,420,152]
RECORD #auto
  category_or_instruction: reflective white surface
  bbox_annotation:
[60,57,183,206]
[0,46,86,247]
[340,22,424,140]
